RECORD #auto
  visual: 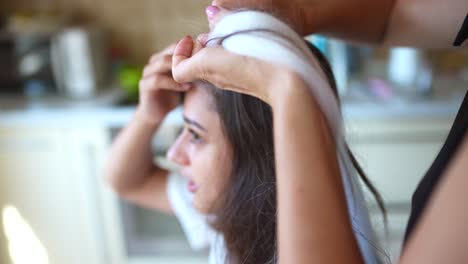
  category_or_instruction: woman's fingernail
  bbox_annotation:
[205,5,220,20]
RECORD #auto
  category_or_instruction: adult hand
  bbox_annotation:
[136,44,191,125]
[171,35,298,106]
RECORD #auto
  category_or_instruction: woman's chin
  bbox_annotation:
[192,198,208,214]
[193,197,217,215]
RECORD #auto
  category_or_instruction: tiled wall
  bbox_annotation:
[2,0,210,63]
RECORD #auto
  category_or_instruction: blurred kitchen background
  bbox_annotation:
[0,0,467,264]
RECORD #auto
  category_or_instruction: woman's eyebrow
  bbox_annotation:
[183,115,207,132]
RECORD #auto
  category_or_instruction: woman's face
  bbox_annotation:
[167,85,233,213]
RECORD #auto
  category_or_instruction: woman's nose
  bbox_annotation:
[166,134,190,166]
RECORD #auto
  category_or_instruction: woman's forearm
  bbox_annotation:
[271,74,363,263]
[104,109,161,194]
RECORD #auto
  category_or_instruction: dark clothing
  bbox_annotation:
[404,15,468,243]
[404,91,467,242]
[454,14,468,46]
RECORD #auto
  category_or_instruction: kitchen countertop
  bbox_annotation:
[0,92,465,128]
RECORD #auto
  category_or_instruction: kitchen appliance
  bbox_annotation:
[51,27,108,99]
[0,31,23,93]
[0,30,58,95]
[0,13,64,96]
[16,29,58,97]
[388,48,433,97]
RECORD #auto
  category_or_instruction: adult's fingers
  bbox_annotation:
[172,36,271,102]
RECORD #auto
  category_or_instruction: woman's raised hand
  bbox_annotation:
[136,43,191,125]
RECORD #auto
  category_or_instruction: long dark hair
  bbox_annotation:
[200,42,386,264]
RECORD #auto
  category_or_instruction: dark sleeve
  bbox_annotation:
[453,14,468,46]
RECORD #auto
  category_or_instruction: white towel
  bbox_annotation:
[208,11,380,264]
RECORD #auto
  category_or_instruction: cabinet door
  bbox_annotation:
[346,119,452,261]
[0,127,106,264]
[352,139,443,261]
[347,119,451,205]
[65,127,120,264]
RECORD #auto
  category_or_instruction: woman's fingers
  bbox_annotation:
[140,74,190,93]
[149,43,177,63]
[143,55,172,78]
[144,43,180,80]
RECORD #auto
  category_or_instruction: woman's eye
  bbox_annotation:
[188,128,203,144]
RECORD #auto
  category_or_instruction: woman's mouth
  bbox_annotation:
[187,179,199,193]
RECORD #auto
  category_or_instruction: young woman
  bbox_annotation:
[171,2,468,264]
[105,10,386,264]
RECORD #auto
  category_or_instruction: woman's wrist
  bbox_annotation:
[134,107,163,130]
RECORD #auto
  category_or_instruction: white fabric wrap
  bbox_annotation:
[167,173,212,251]
[208,11,379,264]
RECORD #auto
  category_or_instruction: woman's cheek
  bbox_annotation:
[186,143,204,162]
[186,144,212,178]
[190,145,221,213]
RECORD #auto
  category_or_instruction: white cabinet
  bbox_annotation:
[0,111,456,264]
[0,123,206,264]
[346,117,453,262]
[0,126,111,264]
[347,118,451,205]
